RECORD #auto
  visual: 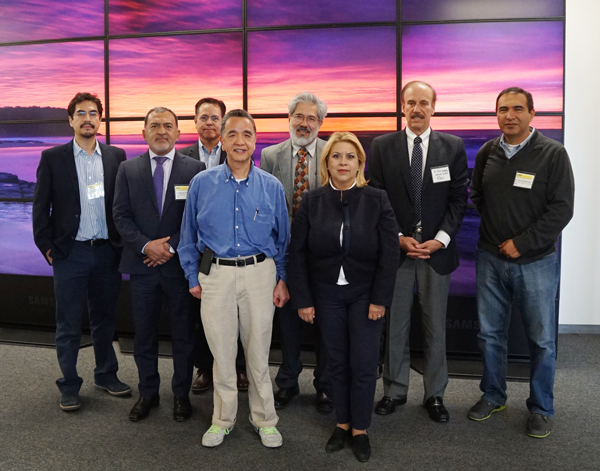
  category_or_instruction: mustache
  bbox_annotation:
[410,113,424,119]
[81,122,95,128]
[295,125,311,133]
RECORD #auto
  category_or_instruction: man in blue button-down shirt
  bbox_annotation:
[179,109,289,448]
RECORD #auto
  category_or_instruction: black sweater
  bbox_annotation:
[470,129,574,264]
[288,184,400,309]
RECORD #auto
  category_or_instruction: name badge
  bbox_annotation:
[513,172,535,189]
[174,185,189,200]
[86,182,105,200]
[431,165,451,183]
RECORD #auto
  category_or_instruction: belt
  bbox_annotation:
[413,226,423,234]
[213,253,267,267]
[76,239,109,247]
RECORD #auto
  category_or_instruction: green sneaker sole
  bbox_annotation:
[527,430,551,439]
[468,404,505,421]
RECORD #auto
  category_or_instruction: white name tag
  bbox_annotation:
[174,185,189,200]
[431,165,451,183]
[86,182,105,200]
[513,172,535,189]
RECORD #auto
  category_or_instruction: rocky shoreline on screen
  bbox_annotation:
[0,173,35,198]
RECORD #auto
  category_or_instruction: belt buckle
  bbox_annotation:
[236,258,246,267]
[413,226,422,234]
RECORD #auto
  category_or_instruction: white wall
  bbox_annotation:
[560,0,600,326]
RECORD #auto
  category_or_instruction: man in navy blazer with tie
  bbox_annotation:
[113,107,204,422]
[369,82,468,423]
[33,92,131,412]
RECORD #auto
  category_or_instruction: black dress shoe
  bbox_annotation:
[424,396,449,423]
[174,396,192,422]
[316,390,334,413]
[374,395,407,415]
[273,385,299,409]
[129,395,160,422]
[352,434,371,462]
[326,427,350,453]
[237,370,249,392]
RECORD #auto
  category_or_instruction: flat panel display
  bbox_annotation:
[402,22,564,112]
[0,42,105,120]
[109,0,242,35]
[402,0,564,22]
[0,0,104,44]
[109,34,243,118]
[247,0,395,27]
[248,27,396,114]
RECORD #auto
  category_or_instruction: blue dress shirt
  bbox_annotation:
[178,163,289,288]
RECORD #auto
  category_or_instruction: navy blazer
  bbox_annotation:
[32,139,126,263]
[289,184,400,310]
[113,151,204,277]
[368,129,468,275]
[178,141,227,165]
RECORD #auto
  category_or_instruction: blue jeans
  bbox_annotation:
[475,249,559,417]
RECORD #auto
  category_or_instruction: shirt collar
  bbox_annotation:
[292,138,318,158]
[199,139,221,155]
[329,179,357,191]
[223,159,255,184]
[149,147,176,161]
[500,127,536,157]
[405,126,431,146]
[73,138,101,157]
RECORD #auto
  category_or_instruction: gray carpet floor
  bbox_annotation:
[0,334,598,471]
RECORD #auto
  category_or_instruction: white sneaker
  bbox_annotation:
[254,426,283,448]
[202,424,232,447]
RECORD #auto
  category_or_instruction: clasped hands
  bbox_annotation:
[298,304,385,323]
[400,236,443,259]
[143,236,173,267]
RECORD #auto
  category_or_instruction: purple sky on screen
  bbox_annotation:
[108,0,241,34]
[109,34,243,117]
[0,42,105,109]
[0,0,104,43]
[247,0,395,27]
[402,22,564,112]
[247,27,396,114]
[401,0,564,22]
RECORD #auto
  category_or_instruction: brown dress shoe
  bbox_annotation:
[237,370,249,392]
[191,370,212,394]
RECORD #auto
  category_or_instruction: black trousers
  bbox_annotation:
[130,272,195,397]
[313,281,382,430]
[192,298,246,372]
[274,299,330,392]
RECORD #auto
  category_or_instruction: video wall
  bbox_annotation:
[0,0,565,297]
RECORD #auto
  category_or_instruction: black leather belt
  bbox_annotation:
[213,254,267,267]
[76,239,109,247]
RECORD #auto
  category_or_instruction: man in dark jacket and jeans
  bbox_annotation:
[469,87,575,439]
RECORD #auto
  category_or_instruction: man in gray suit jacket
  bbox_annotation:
[259,92,332,412]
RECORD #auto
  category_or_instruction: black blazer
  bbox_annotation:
[289,184,400,310]
[32,140,126,263]
[368,129,468,275]
[178,141,227,165]
[113,151,204,277]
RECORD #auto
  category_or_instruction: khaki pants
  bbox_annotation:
[199,256,278,429]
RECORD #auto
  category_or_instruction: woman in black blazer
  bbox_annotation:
[289,132,400,462]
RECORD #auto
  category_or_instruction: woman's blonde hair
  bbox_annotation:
[319,132,368,187]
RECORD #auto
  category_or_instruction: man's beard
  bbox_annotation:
[289,122,319,147]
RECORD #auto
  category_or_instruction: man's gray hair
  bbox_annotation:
[144,106,178,127]
[287,92,327,122]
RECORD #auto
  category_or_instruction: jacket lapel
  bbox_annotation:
[277,140,293,208]
[162,152,185,216]
[423,130,441,189]
[63,140,81,201]
[138,151,160,215]
[394,131,413,205]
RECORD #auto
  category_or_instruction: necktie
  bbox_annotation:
[292,147,309,215]
[153,156,167,217]
[411,136,423,227]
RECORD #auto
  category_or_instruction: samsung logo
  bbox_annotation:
[446,319,480,330]
[28,296,55,306]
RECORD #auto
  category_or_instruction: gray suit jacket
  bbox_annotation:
[260,137,327,219]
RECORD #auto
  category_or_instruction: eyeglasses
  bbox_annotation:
[74,110,100,118]
[291,113,319,125]
[198,115,221,123]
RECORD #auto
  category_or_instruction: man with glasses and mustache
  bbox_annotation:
[179,97,249,395]
[369,81,468,423]
[33,92,131,411]
[260,92,333,413]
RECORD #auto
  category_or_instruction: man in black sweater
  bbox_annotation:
[469,87,575,439]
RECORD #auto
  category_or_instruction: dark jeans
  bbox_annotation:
[275,299,330,392]
[313,281,382,430]
[130,272,195,397]
[192,298,246,372]
[52,241,121,394]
